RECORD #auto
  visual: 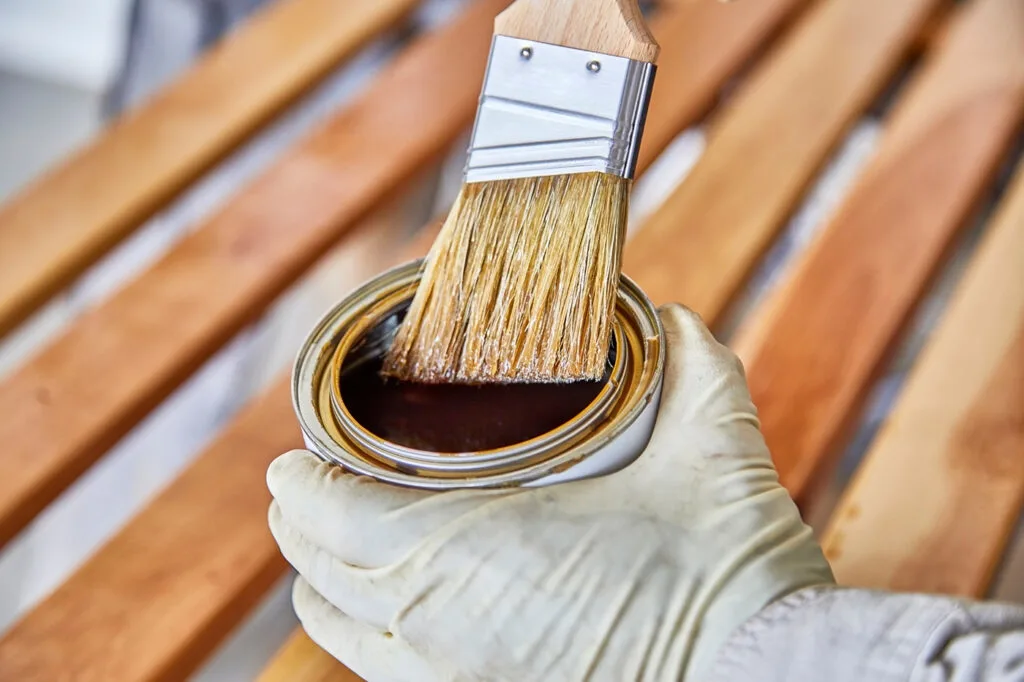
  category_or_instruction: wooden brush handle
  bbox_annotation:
[495,0,659,62]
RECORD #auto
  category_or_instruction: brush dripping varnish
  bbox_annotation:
[383,171,628,383]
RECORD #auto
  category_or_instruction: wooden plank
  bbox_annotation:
[0,2,812,681]
[634,0,807,172]
[0,0,419,340]
[733,0,1024,506]
[257,631,362,682]
[622,0,943,319]
[0,193,419,682]
[0,0,504,551]
[822,159,1024,596]
[0,381,295,682]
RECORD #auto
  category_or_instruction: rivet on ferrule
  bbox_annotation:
[464,36,657,183]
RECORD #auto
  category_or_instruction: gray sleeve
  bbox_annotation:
[707,586,1024,682]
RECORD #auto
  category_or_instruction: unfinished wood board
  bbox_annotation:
[257,631,362,682]
[0,0,419,340]
[822,158,1024,597]
[622,0,942,321]
[0,0,505,551]
[734,0,1024,506]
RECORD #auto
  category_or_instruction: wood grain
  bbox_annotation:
[0,0,419,341]
[0,1,812,680]
[0,380,296,682]
[0,186,425,682]
[495,0,659,61]
[734,0,1024,507]
[0,0,506,551]
[622,0,943,322]
[822,157,1024,596]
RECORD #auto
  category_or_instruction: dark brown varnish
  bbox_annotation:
[340,358,604,452]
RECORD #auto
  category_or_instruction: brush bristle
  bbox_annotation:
[383,172,628,384]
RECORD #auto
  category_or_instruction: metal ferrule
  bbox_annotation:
[464,35,656,183]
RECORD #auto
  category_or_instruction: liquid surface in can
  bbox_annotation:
[340,357,604,452]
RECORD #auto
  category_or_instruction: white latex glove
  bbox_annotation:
[267,304,835,682]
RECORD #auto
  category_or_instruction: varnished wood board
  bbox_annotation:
[0,186,422,681]
[733,0,1024,506]
[822,156,1024,596]
[0,0,504,550]
[0,0,419,340]
[623,0,944,322]
[0,1,815,679]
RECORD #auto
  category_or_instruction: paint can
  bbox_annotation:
[292,259,664,489]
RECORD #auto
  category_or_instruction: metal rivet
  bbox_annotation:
[586,60,601,73]
[520,46,533,59]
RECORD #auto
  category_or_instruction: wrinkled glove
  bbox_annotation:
[267,304,835,681]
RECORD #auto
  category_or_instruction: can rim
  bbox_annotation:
[326,287,628,470]
[292,259,665,489]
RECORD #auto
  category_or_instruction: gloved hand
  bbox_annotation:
[267,304,835,681]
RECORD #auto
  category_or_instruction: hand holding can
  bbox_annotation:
[269,304,835,681]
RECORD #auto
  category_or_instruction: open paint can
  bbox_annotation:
[292,259,664,489]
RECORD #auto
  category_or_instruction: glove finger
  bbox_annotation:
[270,501,399,630]
[268,449,509,567]
[653,303,758,429]
[589,304,779,506]
[292,577,441,682]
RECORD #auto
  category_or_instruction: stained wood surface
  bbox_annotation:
[0,381,296,682]
[0,1,811,680]
[0,191,422,681]
[0,0,419,341]
[734,0,1024,506]
[821,158,1024,596]
[407,0,809,254]
[494,0,659,61]
[622,0,943,322]
[0,0,505,551]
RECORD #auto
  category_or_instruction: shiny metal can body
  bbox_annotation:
[292,259,665,489]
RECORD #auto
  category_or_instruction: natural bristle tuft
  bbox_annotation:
[383,172,628,384]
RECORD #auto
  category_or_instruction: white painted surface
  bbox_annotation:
[0,0,134,92]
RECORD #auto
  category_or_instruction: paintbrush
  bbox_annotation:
[384,0,658,384]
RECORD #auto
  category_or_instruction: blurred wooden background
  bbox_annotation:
[0,0,1021,679]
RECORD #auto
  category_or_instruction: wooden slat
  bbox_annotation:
[0,0,505,551]
[0,193,418,681]
[633,0,807,172]
[0,0,419,340]
[823,158,1024,596]
[0,2,810,681]
[733,0,1024,506]
[0,381,295,682]
[257,631,362,682]
[622,0,942,319]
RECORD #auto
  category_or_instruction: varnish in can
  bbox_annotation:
[292,259,664,489]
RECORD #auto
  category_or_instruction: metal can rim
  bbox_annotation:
[292,259,665,489]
